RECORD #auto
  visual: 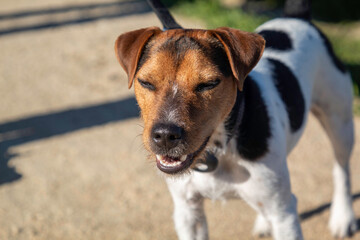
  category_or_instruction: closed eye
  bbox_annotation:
[138,78,156,91]
[195,79,221,92]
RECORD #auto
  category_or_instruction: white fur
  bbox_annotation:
[165,18,356,240]
[329,162,357,237]
[172,83,179,98]
[253,214,272,237]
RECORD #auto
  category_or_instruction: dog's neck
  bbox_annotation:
[225,89,245,143]
[191,88,245,173]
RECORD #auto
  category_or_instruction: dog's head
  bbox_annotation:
[115,27,265,174]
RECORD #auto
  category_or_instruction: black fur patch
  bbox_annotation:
[225,89,243,139]
[236,76,271,160]
[160,35,232,77]
[137,34,232,77]
[136,39,155,74]
[309,22,347,73]
[208,41,232,77]
[159,36,205,65]
[268,58,305,132]
[258,30,293,50]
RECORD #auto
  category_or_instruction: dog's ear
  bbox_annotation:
[210,27,265,90]
[115,27,161,88]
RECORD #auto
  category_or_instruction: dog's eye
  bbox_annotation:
[138,79,156,91]
[195,79,221,92]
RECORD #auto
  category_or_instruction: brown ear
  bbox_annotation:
[115,27,161,88]
[210,27,265,90]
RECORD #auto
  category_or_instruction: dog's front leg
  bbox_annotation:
[267,193,303,240]
[173,196,208,240]
[240,157,304,240]
[167,180,208,240]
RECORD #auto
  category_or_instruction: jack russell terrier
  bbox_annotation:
[114,0,357,239]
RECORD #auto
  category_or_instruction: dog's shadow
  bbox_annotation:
[299,192,360,232]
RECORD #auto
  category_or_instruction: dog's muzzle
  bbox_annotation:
[150,123,209,174]
[151,123,184,150]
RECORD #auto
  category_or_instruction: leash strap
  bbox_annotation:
[146,0,182,30]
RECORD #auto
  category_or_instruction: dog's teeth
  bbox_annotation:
[156,154,184,168]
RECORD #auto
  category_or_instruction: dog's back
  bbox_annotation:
[250,17,354,154]
[245,15,356,238]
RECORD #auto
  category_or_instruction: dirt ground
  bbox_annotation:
[0,0,359,239]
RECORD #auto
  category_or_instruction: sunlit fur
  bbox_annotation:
[134,30,237,161]
[165,18,356,240]
[115,18,356,240]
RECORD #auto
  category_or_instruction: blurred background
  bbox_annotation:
[0,0,359,239]
[165,0,360,101]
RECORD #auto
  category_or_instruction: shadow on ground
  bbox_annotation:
[0,0,151,36]
[0,97,139,185]
[1,96,359,227]
[299,192,360,233]
[300,192,360,221]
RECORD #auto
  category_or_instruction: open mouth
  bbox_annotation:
[156,137,210,174]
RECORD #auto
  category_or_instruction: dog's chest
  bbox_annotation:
[190,126,251,200]
[192,153,250,200]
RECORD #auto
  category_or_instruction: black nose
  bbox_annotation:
[151,123,184,150]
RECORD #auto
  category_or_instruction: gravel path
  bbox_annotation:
[0,1,359,239]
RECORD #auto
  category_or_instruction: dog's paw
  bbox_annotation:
[253,214,272,238]
[329,203,358,238]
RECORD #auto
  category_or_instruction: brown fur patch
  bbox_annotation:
[136,43,237,155]
[115,27,265,164]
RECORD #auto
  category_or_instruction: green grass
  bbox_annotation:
[354,98,360,116]
[171,0,360,114]
[173,0,269,31]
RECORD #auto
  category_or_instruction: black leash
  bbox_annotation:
[146,0,182,30]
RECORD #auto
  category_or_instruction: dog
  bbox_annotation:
[114,0,357,239]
